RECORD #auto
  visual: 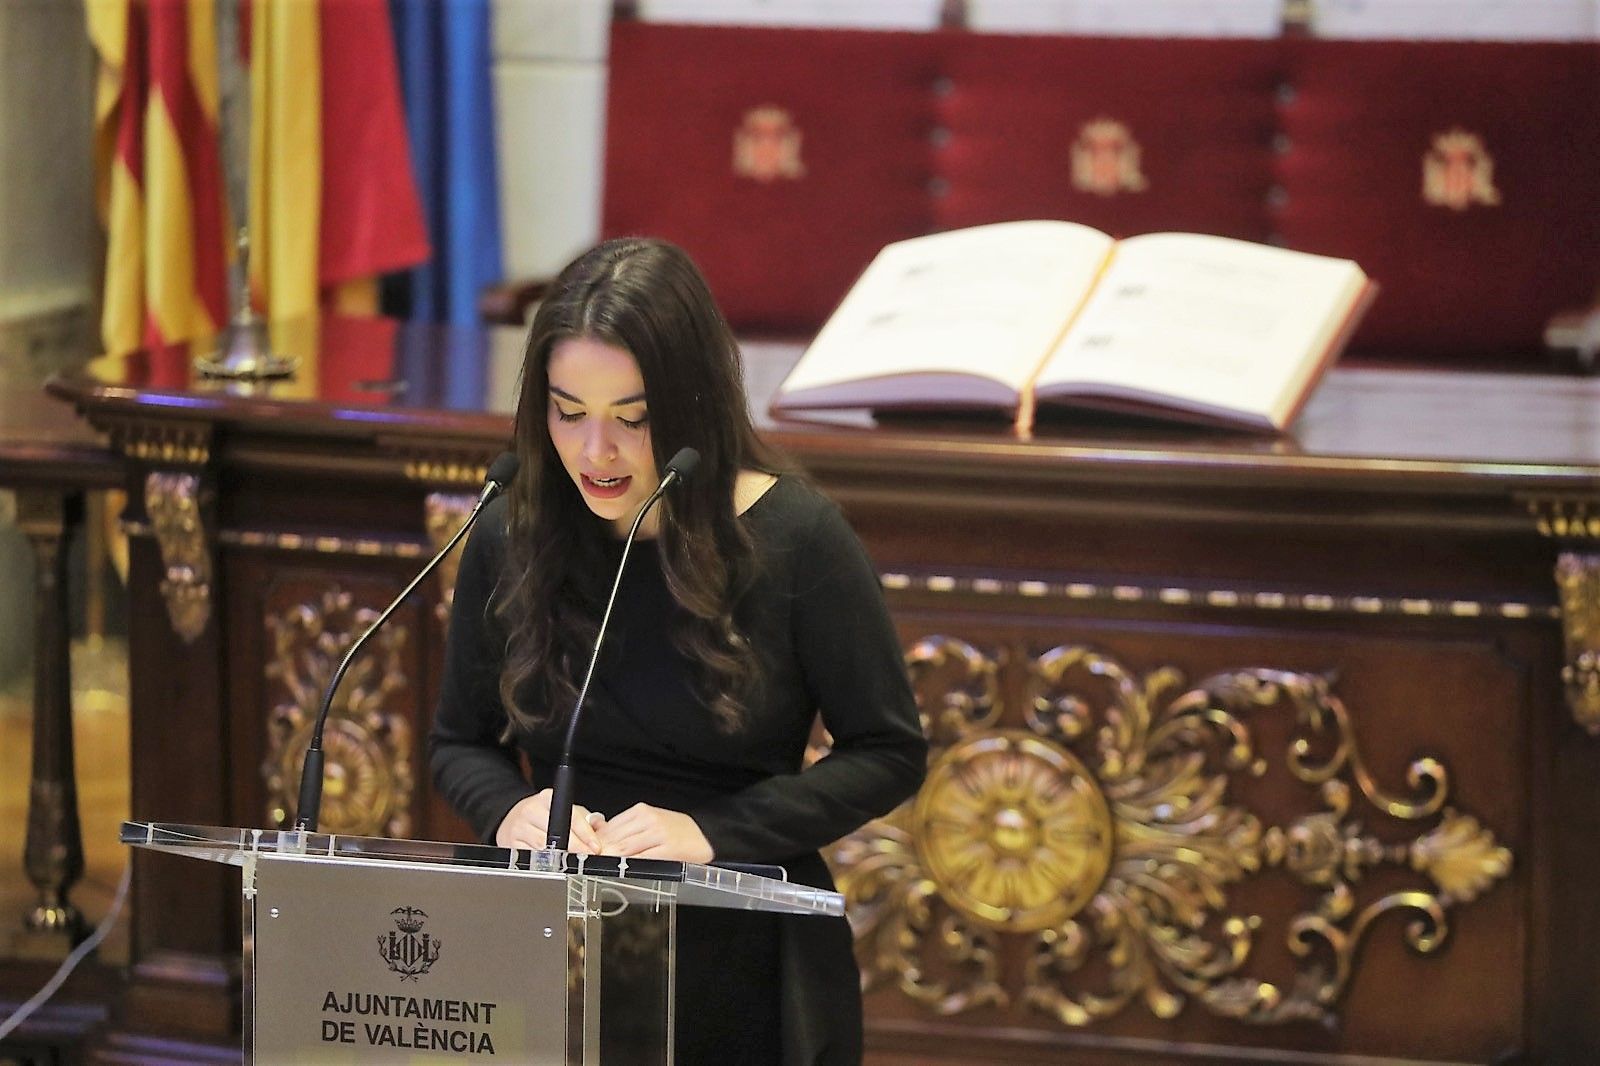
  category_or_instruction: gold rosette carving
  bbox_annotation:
[262,586,414,837]
[915,732,1112,933]
[824,642,1513,1029]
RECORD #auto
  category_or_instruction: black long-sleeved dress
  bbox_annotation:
[429,475,927,1065]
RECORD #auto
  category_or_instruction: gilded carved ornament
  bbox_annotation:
[1526,496,1600,541]
[1555,552,1600,736]
[24,778,83,938]
[425,491,476,627]
[823,639,1511,1028]
[144,470,211,642]
[262,586,414,838]
[879,569,1546,622]
[103,417,211,466]
[391,443,493,488]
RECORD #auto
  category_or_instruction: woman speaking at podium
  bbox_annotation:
[429,237,928,1065]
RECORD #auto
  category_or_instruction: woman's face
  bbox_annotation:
[546,336,660,536]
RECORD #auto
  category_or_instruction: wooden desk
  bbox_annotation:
[42,318,1600,1064]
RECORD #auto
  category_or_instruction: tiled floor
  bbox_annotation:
[0,636,130,964]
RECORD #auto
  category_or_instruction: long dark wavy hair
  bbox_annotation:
[497,237,785,737]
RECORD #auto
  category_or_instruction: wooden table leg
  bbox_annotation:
[14,486,86,943]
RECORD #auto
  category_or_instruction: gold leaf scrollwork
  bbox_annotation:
[1266,671,1447,821]
[262,586,414,837]
[1409,809,1512,903]
[906,636,1002,745]
[145,470,211,643]
[826,643,1513,1030]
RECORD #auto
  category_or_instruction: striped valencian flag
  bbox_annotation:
[90,0,430,364]
[89,0,229,359]
[244,0,430,376]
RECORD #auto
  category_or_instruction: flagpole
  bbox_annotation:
[197,0,296,380]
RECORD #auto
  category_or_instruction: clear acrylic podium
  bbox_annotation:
[122,821,843,1064]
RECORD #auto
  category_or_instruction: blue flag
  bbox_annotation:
[389,0,505,327]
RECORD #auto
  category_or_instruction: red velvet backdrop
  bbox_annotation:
[605,22,938,333]
[605,24,1600,359]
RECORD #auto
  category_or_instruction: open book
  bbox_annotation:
[768,220,1375,432]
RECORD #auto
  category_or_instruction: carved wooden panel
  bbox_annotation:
[225,563,430,843]
[832,607,1533,1064]
[260,583,416,837]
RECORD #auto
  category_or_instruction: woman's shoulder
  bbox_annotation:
[745,474,859,554]
[746,473,831,525]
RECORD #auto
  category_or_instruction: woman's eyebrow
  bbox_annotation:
[548,384,648,406]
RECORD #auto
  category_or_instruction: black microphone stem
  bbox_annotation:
[545,460,690,851]
[295,463,513,833]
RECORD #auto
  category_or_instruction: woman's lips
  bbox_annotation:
[580,473,632,500]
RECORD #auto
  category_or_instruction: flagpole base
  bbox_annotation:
[196,316,299,380]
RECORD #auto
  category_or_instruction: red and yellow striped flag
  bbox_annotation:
[89,0,229,359]
[90,0,429,361]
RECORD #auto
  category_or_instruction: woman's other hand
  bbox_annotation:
[595,803,714,863]
[494,789,606,853]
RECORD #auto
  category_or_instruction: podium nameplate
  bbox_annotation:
[253,855,567,1063]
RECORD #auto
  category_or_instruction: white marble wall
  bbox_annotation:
[491,0,613,282]
[0,0,96,685]
[970,0,1599,37]
[1312,0,1599,39]
[0,0,96,381]
[967,0,1283,36]
[636,0,943,29]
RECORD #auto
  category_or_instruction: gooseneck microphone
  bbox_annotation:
[545,446,700,851]
[294,451,520,833]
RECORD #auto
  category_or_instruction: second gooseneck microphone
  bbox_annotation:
[544,446,700,851]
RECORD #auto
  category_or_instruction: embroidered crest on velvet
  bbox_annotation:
[1422,129,1501,211]
[1070,119,1149,198]
[734,106,807,183]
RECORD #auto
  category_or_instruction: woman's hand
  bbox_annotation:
[494,789,606,854]
[595,803,714,863]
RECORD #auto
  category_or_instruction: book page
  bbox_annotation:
[1036,233,1367,422]
[779,220,1115,400]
